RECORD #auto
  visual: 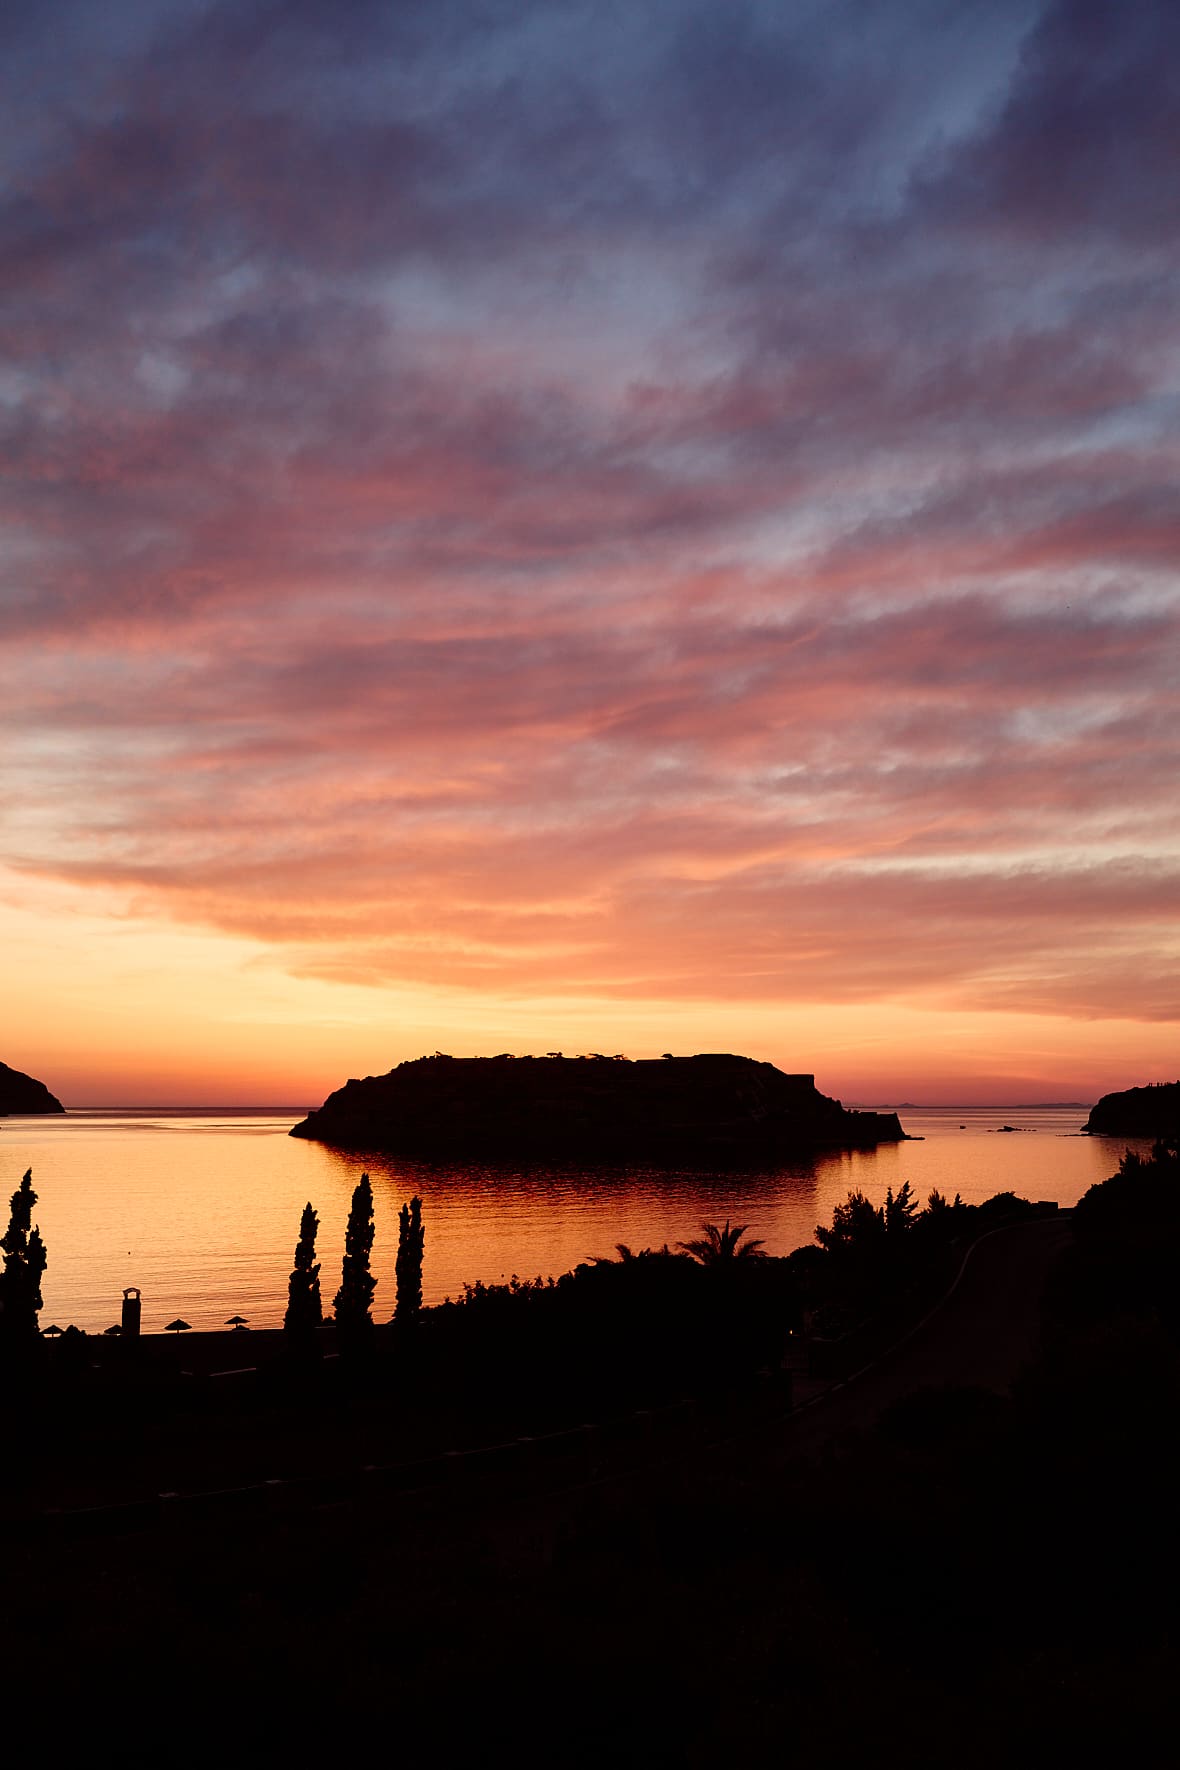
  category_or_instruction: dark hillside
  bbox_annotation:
[1084,1081,1180,1138]
[0,1061,64,1115]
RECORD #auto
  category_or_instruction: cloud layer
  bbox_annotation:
[3,0,1178,1048]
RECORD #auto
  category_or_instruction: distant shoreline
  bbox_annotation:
[10,1100,1096,1116]
[11,1105,312,1116]
[852,1101,1094,1112]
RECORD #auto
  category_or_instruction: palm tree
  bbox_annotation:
[588,1242,640,1266]
[677,1219,767,1265]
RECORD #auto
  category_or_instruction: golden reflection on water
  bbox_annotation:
[3,1105,1144,1334]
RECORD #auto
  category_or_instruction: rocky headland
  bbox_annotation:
[1084,1080,1179,1139]
[0,1060,65,1115]
[290,1052,906,1160]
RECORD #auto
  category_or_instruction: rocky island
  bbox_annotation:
[1084,1081,1179,1140]
[290,1052,906,1160]
[0,1060,64,1115]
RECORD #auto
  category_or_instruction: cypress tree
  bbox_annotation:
[285,1201,323,1352]
[0,1169,48,1348]
[334,1172,376,1350]
[395,1195,425,1324]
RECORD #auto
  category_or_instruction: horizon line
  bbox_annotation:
[18,1098,1100,1114]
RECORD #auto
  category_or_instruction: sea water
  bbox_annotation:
[0,1104,1148,1334]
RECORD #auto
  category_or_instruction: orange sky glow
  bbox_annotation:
[3,866,1174,1108]
[2,2,1177,1109]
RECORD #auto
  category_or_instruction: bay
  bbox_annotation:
[1,1104,1149,1335]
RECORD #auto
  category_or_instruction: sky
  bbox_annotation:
[2,0,1178,1107]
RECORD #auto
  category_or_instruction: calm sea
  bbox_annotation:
[0,1104,1149,1335]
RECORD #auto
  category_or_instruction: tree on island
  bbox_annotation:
[334,1173,376,1351]
[285,1201,323,1353]
[0,1169,47,1349]
[395,1195,425,1325]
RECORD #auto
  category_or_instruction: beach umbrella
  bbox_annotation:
[41,1323,64,1338]
[164,1318,192,1334]
[225,1315,249,1329]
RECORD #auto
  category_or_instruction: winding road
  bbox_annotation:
[744,1213,1072,1468]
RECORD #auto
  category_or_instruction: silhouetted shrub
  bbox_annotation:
[422,1238,796,1411]
[0,1169,47,1351]
[1060,1138,1180,1335]
[334,1174,376,1353]
[803,1184,1041,1339]
[395,1196,425,1324]
[285,1201,323,1354]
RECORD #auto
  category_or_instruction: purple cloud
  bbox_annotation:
[2,0,1178,1045]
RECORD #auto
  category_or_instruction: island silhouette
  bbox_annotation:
[1084,1080,1180,1138]
[0,1061,63,1116]
[289,1051,906,1158]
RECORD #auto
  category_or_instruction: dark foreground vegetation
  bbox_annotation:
[3,1146,1177,1763]
[2,1172,1046,1504]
